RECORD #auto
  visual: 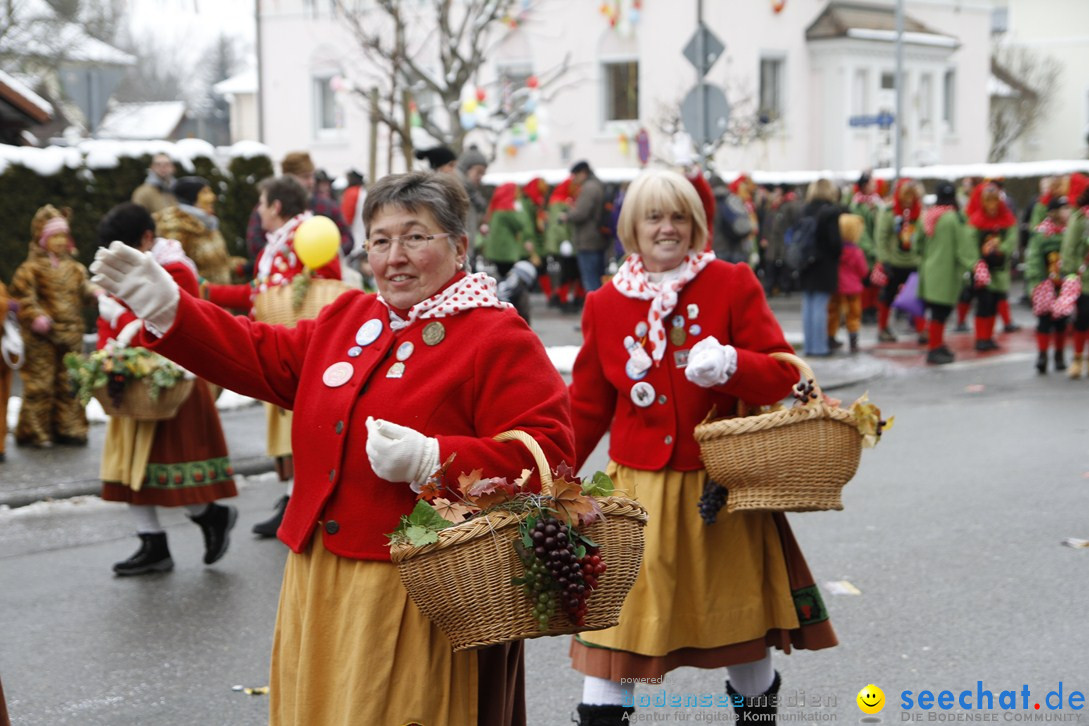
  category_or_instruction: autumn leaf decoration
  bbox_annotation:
[550,471,602,526]
[848,392,894,448]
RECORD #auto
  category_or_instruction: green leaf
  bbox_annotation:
[406,499,453,531]
[581,471,615,497]
[404,524,439,546]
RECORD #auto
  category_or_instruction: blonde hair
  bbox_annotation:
[805,178,840,204]
[839,213,864,243]
[616,169,708,255]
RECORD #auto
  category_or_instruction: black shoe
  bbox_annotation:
[0,452,5,462]
[113,532,174,576]
[878,328,897,343]
[573,703,635,726]
[252,495,288,538]
[849,333,860,353]
[975,339,1000,352]
[1003,322,1022,333]
[954,322,970,333]
[926,346,955,365]
[727,671,781,724]
[1036,351,1048,374]
[190,503,238,565]
[1055,349,1067,371]
[54,434,88,446]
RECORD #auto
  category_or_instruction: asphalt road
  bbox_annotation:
[3,352,1088,725]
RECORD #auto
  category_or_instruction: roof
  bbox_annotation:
[806,2,958,47]
[95,101,187,140]
[213,69,258,96]
[4,20,136,66]
[0,69,53,123]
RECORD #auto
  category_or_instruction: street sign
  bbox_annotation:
[682,24,725,74]
[848,112,895,129]
[681,82,730,150]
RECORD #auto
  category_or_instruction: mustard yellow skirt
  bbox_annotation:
[271,535,478,726]
[265,403,292,458]
[572,464,836,679]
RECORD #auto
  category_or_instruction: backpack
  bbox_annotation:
[719,193,753,238]
[784,214,819,271]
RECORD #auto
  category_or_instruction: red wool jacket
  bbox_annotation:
[97,261,199,346]
[139,290,574,560]
[570,260,797,471]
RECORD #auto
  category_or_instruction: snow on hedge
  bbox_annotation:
[0,139,273,177]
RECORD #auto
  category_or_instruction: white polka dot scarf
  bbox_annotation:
[379,272,512,330]
[611,251,715,363]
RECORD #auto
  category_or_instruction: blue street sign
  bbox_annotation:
[849,112,895,128]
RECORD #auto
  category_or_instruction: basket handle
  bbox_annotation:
[492,430,554,497]
[769,351,825,405]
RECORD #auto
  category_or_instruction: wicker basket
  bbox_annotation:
[390,431,648,652]
[93,378,194,421]
[253,278,352,328]
[693,352,862,513]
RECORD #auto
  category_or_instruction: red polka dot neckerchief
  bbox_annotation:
[256,211,311,289]
[611,251,715,363]
[378,272,512,331]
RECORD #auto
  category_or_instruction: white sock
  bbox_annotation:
[185,504,210,517]
[582,675,631,706]
[727,651,775,697]
[285,478,294,497]
[130,504,163,534]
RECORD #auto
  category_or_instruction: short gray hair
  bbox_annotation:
[362,171,469,242]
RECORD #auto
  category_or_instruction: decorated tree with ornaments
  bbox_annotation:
[334,0,572,163]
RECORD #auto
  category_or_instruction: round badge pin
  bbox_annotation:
[355,318,383,347]
[670,326,687,347]
[422,321,446,346]
[347,346,363,358]
[630,381,655,408]
[396,341,415,361]
[322,361,354,388]
[671,314,685,329]
[687,304,699,319]
[689,324,702,336]
[635,321,649,338]
[625,358,648,381]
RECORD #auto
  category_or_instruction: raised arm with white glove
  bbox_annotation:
[97,295,126,327]
[365,416,439,492]
[685,335,738,388]
[89,241,179,334]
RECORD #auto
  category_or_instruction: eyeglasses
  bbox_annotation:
[365,232,451,256]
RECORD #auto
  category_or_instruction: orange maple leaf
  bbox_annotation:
[464,475,517,509]
[431,497,476,523]
[415,478,443,502]
[550,476,599,526]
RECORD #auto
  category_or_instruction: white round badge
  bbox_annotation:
[396,341,415,361]
[630,381,655,408]
[322,361,354,388]
[635,321,649,338]
[355,319,383,347]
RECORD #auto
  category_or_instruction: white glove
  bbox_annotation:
[365,416,439,491]
[685,336,738,388]
[97,295,126,327]
[559,240,574,257]
[90,241,179,334]
[115,319,144,349]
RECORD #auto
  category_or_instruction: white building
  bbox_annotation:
[992,0,1089,162]
[256,0,994,178]
[214,69,260,144]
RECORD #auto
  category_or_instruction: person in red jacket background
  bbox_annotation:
[567,169,836,726]
[91,171,573,726]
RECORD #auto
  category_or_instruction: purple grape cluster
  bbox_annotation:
[530,516,591,626]
[106,373,127,408]
[793,378,818,403]
[698,479,729,524]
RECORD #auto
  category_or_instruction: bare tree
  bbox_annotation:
[334,0,573,163]
[989,46,1062,163]
[112,30,188,103]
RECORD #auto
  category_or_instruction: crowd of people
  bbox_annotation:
[2,145,1089,725]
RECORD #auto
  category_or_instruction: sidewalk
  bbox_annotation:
[0,289,886,508]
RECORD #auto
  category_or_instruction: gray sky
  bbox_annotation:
[127,0,256,68]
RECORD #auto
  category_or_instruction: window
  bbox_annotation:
[759,57,784,122]
[603,60,639,122]
[918,73,933,129]
[881,72,895,90]
[313,74,343,135]
[991,6,1009,34]
[496,62,533,115]
[852,69,869,115]
[943,69,956,131]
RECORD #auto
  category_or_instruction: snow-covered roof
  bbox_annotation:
[213,69,258,96]
[0,69,53,122]
[95,102,187,141]
[5,22,136,66]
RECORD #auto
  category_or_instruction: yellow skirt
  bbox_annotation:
[100,416,157,490]
[578,464,798,656]
[270,535,477,726]
[265,403,292,458]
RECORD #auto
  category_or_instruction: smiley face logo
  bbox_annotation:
[857,684,885,714]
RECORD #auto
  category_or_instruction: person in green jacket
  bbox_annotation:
[479,182,534,278]
[1026,197,1073,374]
[875,179,924,343]
[848,173,883,323]
[1059,173,1089,377]
[964,181,1020,352]
[917,183,978,365]
[543,177,583,313]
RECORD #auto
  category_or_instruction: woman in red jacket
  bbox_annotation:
[567,169,837,725]
[91,171,573,726]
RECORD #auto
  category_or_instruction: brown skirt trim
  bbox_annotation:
[102,479,237,507]
[569,513,838,681]
[475,641,526,726]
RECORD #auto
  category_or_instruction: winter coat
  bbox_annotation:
[10,243,94,350]
[480,185,534,265]
[875,205,921,269]
[798,200,843,294]
[836,242,870,296]
[131,181,176,215]
[968,224,1017,294]
[848,198,881,263]
[1025,230,1064,291]
[1060,208,1089,294]
[768,196,802,263]
[155,205,238,285]
[567,174,607,252]
[917,210,978,306]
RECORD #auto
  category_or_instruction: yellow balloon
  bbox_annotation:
[293,216,340,269]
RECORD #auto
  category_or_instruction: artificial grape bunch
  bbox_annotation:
[524,515,598,627]
[578,547,607,594]
[106,372,127,407]
[698,479,729,524]
[517,552,557,631]
[792,378,818,404]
